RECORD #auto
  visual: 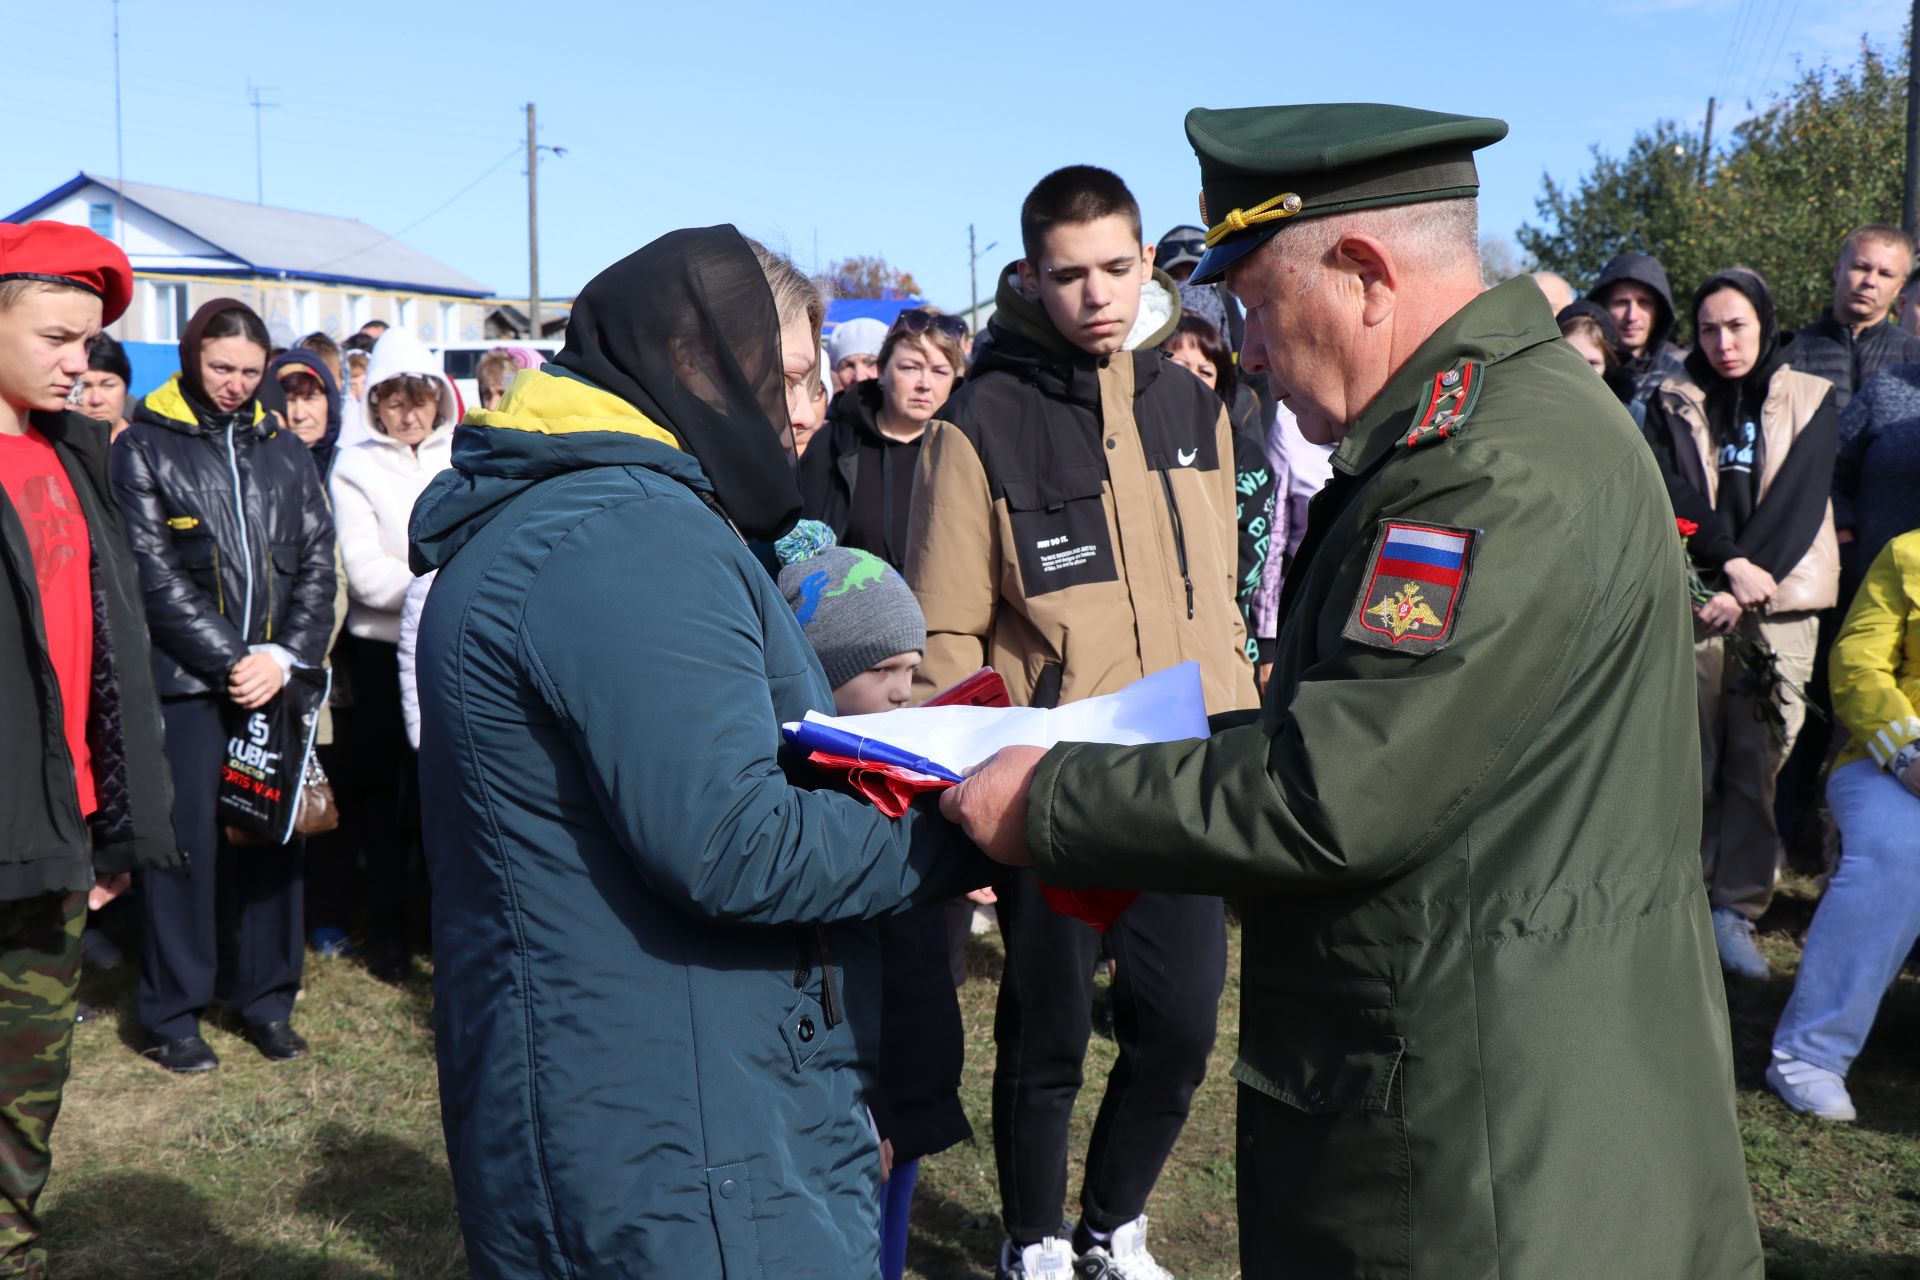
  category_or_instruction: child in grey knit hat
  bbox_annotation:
[777,530,927,714]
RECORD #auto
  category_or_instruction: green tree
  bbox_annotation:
[1518,36,1907,333]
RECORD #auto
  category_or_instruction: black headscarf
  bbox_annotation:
[551,225,801,541]
[176,297,269,428]
[1683,269,1783,536]
[1683,269,1783,445]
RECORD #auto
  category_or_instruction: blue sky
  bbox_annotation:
[3,0,1906,311]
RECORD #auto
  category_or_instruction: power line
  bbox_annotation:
[1711,0,1762,103]
[310,144,521,271]
[1741,0,1790,105]
[1756,0,1807,103]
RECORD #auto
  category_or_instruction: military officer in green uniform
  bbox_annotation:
[944,103,1766,1279]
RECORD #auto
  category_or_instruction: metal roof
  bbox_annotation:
[6,173,493,297]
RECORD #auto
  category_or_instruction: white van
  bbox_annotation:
[435,341,562,410]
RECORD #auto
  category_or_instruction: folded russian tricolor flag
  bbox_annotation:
[783,665,1217,931]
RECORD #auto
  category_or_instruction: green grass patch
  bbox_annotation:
[43,875,1920,1277]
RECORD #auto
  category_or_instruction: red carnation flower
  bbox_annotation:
[1676,518,1700,537]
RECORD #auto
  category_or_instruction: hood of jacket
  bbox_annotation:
[974,263,1183,407]
[985,261,1184,360]
[259,348,342,462]
[132,371,268,438]
[409,365,705,574]
[1587,252,1677,358]
[363,327,461,432]
[825,378,888,445]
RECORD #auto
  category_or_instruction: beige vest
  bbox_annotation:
[1656,365,1838,613]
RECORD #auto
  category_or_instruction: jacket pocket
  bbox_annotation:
[704,1161,763,1279]
[1233,1032,1411,1276]
[172,535,226,613]
[1002,465,1118,597]
[779,990,835,1072]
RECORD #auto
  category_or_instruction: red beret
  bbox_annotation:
[0,220,135,325]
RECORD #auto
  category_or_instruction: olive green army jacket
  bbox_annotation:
[1026,279,1763,1279]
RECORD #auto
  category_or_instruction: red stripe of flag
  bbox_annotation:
[1375,555,1464,588]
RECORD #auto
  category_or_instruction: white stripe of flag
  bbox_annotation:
[1385,527,1468,554]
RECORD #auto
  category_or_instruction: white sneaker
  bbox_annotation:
[1711,907,1770,979]
[1075,1216,1175,1280]
[1767,1051,1857,1122]
[998,1236,1073,1280]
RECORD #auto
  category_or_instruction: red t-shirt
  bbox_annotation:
[0,428,96,816]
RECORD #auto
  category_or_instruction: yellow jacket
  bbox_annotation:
[1831,528,1920,769]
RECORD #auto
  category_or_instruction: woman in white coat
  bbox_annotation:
[329,328,456,981]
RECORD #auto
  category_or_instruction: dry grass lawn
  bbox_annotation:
[41,874,1920,1278]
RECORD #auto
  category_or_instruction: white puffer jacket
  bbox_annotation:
[329,330,457,643]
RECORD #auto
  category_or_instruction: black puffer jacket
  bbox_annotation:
[797,380,930,568]
[1780,309,1920,411]
[111,373,336,698]
[0,410,181,898]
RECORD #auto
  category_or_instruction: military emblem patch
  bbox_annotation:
[1341,520,1477,654]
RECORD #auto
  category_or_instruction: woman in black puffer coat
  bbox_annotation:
[110,298,336,1073]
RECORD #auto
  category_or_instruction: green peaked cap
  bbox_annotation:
[1184,102,1508,284]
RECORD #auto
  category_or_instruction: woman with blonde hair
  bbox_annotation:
[798,308,964,566]
[410,226,985,1279]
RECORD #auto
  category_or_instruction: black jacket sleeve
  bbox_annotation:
[272,436,338,665]
[1736,391,1839,580]
[1830,378,1878,533]
[1643,399,1741,569]
[107,434,250,683]
[1229,393,1277,643]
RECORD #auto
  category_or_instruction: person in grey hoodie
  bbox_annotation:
[1588,251,1686,423]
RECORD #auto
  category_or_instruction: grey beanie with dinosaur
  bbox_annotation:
[777,536,926,691]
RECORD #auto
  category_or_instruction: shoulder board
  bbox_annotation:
[1401,359,1483,450]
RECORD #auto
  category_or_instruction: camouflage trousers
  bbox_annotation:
[0,892,85,1280]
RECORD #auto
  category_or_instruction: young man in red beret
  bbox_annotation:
[0,221,179,1274]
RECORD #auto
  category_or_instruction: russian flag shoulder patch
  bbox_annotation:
[1341,520,1478,655]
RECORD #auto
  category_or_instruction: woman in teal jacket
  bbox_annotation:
[408,227,987,1279]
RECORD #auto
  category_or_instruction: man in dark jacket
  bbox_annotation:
[907,167,1258,1280]
[1588,250,1686,422]
[0,221,180,1275]
[1782,224,1920,411]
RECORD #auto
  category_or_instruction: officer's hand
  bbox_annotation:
[1722,557,1777,609]
[1899,756,1920,800]
[940,746,1046,867]
[1695,592,1742,636]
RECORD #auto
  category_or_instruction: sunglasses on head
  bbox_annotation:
[891,309,968,342]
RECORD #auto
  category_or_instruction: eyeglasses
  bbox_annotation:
[1160,238,1205,262]
[890,309,969,343]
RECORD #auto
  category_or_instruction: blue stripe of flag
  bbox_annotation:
[1380,539,1464,570]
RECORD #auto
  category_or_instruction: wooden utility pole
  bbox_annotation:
[1906,2,1920,236]
[969,224,978,329]
[1699,97,1716,185]
[247,80,277,204]
[527,102,541,340]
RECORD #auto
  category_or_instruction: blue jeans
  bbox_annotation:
[879,1157,918,1280]
[1772,759,1920,1076]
